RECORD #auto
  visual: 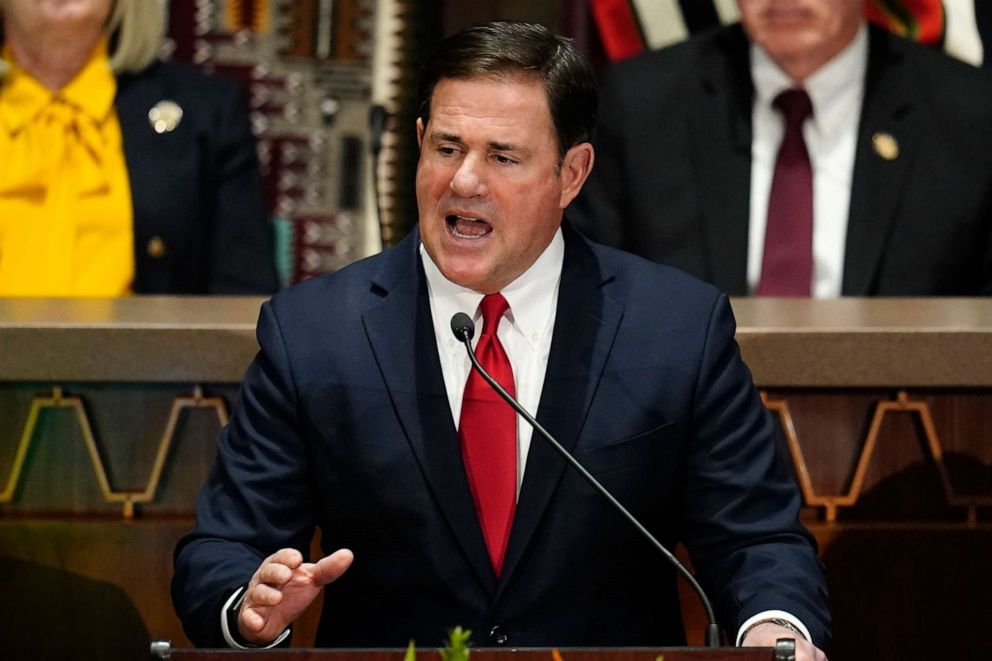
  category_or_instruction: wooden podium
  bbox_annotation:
[12,297,992,658]
[148,642,794,661]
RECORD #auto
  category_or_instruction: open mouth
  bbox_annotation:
[445,214,492,239]
[764,9,810,25]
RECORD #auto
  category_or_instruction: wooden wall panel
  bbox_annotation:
[1,298,991,660]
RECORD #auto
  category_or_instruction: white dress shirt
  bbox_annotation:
[748,23,868,298]
[422,228,563,495]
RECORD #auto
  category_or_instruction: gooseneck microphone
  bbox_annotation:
[450,312,722,648]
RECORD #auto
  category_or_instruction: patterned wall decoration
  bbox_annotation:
[163,0,434,284]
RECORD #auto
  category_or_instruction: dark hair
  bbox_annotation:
[416,21,598,159]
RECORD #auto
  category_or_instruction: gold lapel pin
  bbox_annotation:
[148,100,184,134]
[872,132,899,161]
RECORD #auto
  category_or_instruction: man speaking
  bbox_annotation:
[172,20,830,659]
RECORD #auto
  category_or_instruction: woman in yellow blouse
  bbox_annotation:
[0,0,278,295]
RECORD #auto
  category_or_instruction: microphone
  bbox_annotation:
[450,312,722,648]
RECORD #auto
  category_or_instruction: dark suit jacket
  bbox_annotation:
[172,224,829,648]
[571,24,992,296]
[116,60,278,294]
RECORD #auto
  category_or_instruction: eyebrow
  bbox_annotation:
[429,131,530,156]
[488,140,525,154]
[430,130,463,144]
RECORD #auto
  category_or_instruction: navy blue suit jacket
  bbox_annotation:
[571,24,992,295]
[173,223,829,648]
[116,60,278,294]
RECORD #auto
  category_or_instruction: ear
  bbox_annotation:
[416,117,425,148]
[558,142,595,209]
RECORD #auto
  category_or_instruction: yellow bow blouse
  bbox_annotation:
[0,38,134,296]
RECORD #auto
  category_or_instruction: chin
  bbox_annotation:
[437,261,484,290]
[765,37,817,60]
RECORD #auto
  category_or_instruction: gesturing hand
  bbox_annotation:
[238,547,354,645]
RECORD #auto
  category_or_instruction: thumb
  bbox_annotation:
[310,548,354,587]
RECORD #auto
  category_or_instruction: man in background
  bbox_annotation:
[572,0,992,296]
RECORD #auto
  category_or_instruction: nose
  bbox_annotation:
[449,155,487,197]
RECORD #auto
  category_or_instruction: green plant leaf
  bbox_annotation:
[439,626,472,661]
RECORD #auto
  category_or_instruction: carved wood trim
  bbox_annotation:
[761,390,991,525]
[0,386,228,518]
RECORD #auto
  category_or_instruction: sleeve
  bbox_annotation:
[220,587,291,648]
[736,610,812,646]
[681,293,832,649]
[172,301,313,647]
[204,77,280,294]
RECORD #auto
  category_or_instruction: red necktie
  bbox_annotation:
[757,89,814,296]
[459,293,517,574]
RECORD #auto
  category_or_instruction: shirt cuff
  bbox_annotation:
[220,586,292,649]
[736,609,812,646]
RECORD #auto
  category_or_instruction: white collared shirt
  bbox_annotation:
[748,23,868,298]
[421,228,564,495]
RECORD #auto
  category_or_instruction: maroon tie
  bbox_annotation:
[459,293,517,574]
[757,89,814,296]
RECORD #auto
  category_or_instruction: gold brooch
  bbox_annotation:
[148,100,184,134]
[872,132,899,161]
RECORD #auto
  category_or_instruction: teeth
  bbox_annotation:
[450,224,484,239]
[446,214,491,239]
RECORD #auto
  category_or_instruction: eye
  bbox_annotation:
[437,146,459,156]
[493,154,517,165]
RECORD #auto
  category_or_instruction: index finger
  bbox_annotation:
[265,547,304,570]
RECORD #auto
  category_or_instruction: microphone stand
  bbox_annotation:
[453,317,722,647]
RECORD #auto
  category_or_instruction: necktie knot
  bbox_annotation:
[479,293,509,337]
[774,88,813,129]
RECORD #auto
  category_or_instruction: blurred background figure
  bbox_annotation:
[0,0,278,296]
[570,0,992,297]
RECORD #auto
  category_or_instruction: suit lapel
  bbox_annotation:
[690,26,754,295]
[115,64,180,292]
[115,69,158,287]
[843,27,919,295]
[115,65,166,221]
[495,225,623,596]
[362,230,496,593]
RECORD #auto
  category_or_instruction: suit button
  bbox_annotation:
[146,236,166,259]
[489,625,508,645]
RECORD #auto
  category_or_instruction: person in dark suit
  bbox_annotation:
[116,58,278,294]
[0,0,277,295]
[570,0,992,297]
[172,21,830,659]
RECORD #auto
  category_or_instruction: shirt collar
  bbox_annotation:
[0,37,116,135]
[751,23,868,138]
[421,228,565,348]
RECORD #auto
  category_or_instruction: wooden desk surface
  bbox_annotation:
[731,298,992,386]
[1,297,990,386]
[0,296,264,382]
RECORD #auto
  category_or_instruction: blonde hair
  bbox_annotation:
[107,0,166,73]
[0,0,165,77]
